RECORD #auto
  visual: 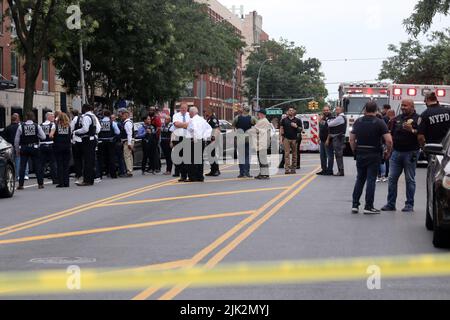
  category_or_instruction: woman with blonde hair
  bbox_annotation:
[50,112,72,188]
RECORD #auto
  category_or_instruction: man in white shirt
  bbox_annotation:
[118,108,134,177]
[14,112,47,189]
[73,104,101,186]
[172,102,191,181]
[184,107,211,182]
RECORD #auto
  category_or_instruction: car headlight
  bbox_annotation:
[443,175,450,190]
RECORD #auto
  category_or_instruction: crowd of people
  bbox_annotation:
[0,101,284,190]
[317,92,450,215]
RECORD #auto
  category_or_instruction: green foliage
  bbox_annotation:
[244,39,327,113]
[405,0,450,36]
[52,0,245,107]
[379,29,450,84]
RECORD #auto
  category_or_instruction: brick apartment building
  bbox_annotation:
[0,0,57,128]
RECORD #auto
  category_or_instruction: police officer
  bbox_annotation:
[74,104,99,186]
[137,114,159,175]
[204,107,221,177]
[14,112,46,190]
[418,92,450,146]
[50,112,72,188]
[327,106,347,176]
[350,102,393,215]
[98,110,120,179]
[160,114,174,175]
[40,112,57,184]
[317,105,334,175]
[381,99,420,213]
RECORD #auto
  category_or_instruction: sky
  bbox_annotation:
[219,0,449,99]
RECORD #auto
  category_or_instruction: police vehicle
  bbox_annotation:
[424,131,450,248]
[0,136,15,198]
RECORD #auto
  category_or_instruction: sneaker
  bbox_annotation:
[24,176,30,181]
[364,207,381,215]
[382,177,389,183]
[381,205,396,212]
[352,207,359,214]
[94,178,102,184]
[402,206,414,213]
[376,178,382,183]
[316,171,326,176]
[238,175,246,179]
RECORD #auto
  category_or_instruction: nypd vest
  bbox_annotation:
[161,123,173,140]
[40,122,54,143]
[53,124,72,146]
[329,115,347,135]
[120,119,134,141]
[20,123,39,146]
[80,114,97,140]
[99,119,116,141]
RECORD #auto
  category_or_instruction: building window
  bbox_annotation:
[42,59,49,92]
[11,51,19,86]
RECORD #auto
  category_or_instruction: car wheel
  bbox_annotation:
[433,195,450,248]
[0,164,15,198]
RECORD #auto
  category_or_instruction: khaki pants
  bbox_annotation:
[123,142,134,174]
[283,139,297,171]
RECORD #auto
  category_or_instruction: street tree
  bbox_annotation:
[405,0,450,36]
[7,0,63,114]
[379,29,450,84]
[244,39,327,112]
[53,0,244,110]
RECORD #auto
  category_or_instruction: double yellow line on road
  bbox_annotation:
[0,179,176,238]
[133,166,320,300]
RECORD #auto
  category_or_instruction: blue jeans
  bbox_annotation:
[387,150,419,208]
[14,149,29,179]
[238,141,251,176]
[320,141,334,174]
[352,153,381,208]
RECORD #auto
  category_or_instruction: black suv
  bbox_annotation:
[0,136,15,198]
[424,131,450,248]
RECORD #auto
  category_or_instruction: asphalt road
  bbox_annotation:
[0,154,449,300]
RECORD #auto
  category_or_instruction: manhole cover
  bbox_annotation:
[29,257,96,265]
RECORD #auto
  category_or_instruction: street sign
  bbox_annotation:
[266,109,284,116]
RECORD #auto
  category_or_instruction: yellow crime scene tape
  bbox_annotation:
[1,253,450,296]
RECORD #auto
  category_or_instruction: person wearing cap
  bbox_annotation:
[118,108,134,177]
[233,105,257,178]
[252,109,272,180]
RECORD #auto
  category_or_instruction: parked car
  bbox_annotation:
[0,136,15,198]
[219,120,237,159]
[424,130,450,248]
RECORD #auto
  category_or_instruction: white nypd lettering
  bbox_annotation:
[429,113,450,125]
[24,125,36,136]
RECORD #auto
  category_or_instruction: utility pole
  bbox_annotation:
[256,58,272,112]
[79,40,87,105]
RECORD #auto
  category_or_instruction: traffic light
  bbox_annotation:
[314,101,319,110]
[308,101,314,110]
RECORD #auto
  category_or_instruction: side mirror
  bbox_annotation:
[424,144,445,156]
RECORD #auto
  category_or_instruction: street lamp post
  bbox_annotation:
[256,58,272,112]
